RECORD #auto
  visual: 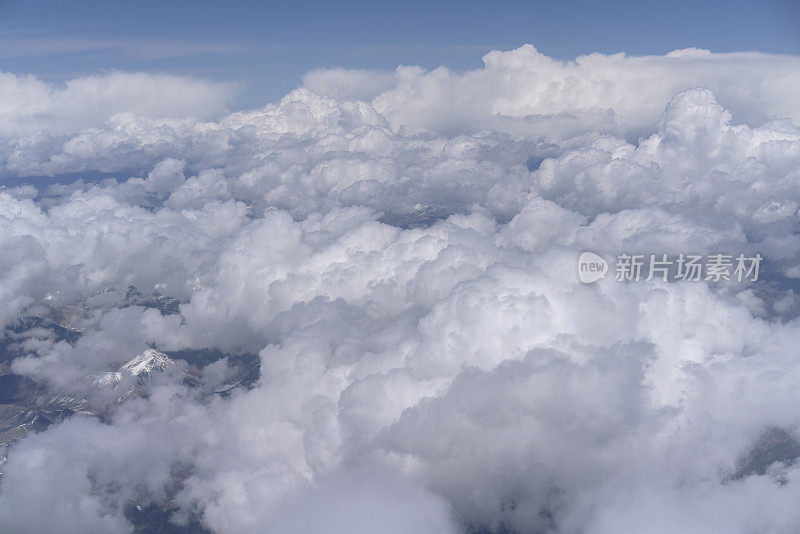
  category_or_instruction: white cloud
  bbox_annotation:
[303,68,396,101]
[0,71,235,138]
[372,45,800,137]
[1,45,800,534]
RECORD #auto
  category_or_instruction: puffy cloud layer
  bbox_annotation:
[0,71,235,137]
[1,45,800,534]
[371,46,800,138]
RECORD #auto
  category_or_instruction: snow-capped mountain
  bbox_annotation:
[2,349,187,448]
[92,348,179,388]
[120,348,177,375]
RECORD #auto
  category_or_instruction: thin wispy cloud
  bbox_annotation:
[0,36,253,59]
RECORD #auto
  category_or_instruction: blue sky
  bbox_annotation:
[1,0,798,109]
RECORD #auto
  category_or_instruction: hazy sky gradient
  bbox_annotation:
[1,0,798,108]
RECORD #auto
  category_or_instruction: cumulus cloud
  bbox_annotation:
[371,45,800,138]
[303,68,396,101]
[1,45,800,534]
[0,71,234,137]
